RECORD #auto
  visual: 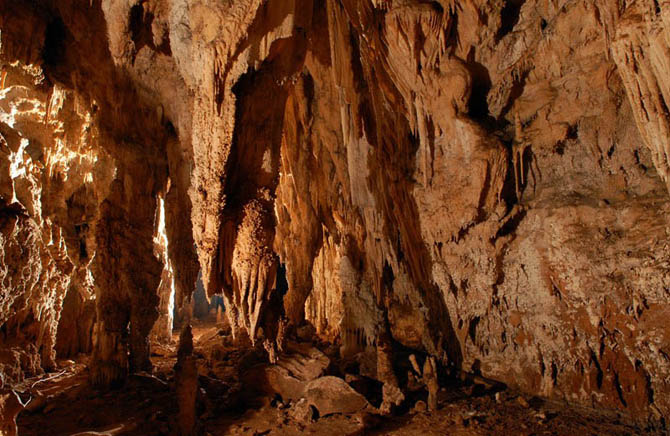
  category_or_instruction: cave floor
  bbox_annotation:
[16,322,661,436]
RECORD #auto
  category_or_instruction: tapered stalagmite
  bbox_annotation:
[175,324,197,436]
[423,357,439,411]
[377,332,405,414]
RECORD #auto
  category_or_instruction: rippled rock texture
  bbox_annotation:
[0,0,670,423]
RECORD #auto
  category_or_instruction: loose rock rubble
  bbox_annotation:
[11,323,661,435]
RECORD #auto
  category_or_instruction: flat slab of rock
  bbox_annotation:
[305,376,369,416]
[242,343,330,401]
[279,342,330,381]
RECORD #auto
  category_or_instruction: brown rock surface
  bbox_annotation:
[242,342,330,401]
[0,0,669,428]
[0,390,22,436]
[304,376,369,417]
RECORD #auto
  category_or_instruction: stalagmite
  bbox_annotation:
[377,332,404,414]
[175,325,197,436]
[423,357,439,412]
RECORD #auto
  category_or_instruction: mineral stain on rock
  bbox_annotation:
[0,0,669,434]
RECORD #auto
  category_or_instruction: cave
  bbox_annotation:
[0,0,669,435]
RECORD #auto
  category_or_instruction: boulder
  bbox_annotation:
[304,376,369,416]
[242,343,330,401]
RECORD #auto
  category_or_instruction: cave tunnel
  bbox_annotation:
[0,0,669,435]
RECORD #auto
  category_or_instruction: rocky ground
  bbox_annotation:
[15,320,662,436]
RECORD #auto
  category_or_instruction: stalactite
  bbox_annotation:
[512,109,531,200]
[611,1,670,192]
[0,0,670,425]
[227,199,279,345]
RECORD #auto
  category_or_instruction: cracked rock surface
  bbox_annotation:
[0,0,670,430]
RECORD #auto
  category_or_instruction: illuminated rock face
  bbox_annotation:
[0,0,670,420]
[0,80,113,383]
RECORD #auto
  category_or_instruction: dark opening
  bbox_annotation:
[276,263,289,298]
[465,53,494,126]
[128,3,171,58]
[42,17,67,67]
[496,0,526,42]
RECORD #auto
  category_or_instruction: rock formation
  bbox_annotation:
[0,0,670,427]
[174,324,197,436]
[0,390,22,436]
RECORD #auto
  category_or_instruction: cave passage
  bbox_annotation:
[0,0,669,435]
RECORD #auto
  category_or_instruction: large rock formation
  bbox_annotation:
[1,0,670,423]
[0,76,113,383]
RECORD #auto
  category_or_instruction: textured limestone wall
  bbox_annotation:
[0,74,114,382]
[0,0,669,422]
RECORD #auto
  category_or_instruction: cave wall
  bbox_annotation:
[0,0,669,422]
[0,75,114,382]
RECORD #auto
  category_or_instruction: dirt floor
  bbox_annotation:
[15,321,666,436]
